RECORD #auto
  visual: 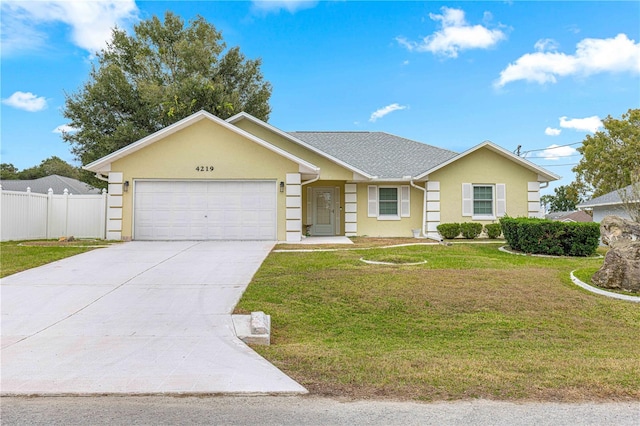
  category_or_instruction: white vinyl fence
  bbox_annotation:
[0,187,107,241]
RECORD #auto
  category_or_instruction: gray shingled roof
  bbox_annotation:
[288,131,458,179]
[0,175,101,194]
[577,184,637,208]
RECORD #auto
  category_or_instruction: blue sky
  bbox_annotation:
[1,1,639,195]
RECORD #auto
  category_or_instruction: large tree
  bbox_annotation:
[63,11,272,169]
[573,108,640,197]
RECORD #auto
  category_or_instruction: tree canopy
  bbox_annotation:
[0,157,80,181]
[63,11,272,170]
[540,184,582,213]
[573,108,640,197]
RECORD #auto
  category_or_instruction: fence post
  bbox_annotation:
[46,188,54,239]
[63,188,69,237]
[100,188,107,239]
[26,187,32,239]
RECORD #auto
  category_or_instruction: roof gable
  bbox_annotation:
[84,111,319,176]
[414,141,560,182]
[227,112,374,179]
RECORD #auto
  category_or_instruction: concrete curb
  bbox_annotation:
[570,271,640,303]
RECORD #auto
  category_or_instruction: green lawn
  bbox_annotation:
[0,241,102,278]
[236,243,640,401]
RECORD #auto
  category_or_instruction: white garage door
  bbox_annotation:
[134,180,277,240]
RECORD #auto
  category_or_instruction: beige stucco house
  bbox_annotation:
[84,110,559,242]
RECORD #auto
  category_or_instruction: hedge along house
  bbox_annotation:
[84,110,559,242]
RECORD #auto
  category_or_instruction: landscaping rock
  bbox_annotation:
[592,216,640,293]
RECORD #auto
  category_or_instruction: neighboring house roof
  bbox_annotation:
[288,131,458,179]
[0,175,101,194]
[577,184,637,208]
[414,141,560,182]
[545,211,592,222]
[84,110,320,176]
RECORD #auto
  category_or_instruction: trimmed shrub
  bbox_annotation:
[460,222,483,239]
[499,217,599,256]
[437,223,461,239]
[484,223,502,239]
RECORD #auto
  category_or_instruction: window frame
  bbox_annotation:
[378,186,400,220]
[472,184,494,218]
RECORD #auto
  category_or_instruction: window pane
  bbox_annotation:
[379,188,398,215]
[473,186,493,215]
[379,188,398,201]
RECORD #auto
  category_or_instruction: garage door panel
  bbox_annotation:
[134,181,276,241]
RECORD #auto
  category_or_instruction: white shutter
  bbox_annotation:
[496,183,506,217]
[462,183,472,217]
[306,187,313,224]
[400,185,410,217]
[368,185,378,217]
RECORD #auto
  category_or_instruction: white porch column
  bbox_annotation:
[528,182,542,218]
[344,183,358,236]
[285,173,302,242]
[426,181,441,240]
[106,172,124,240]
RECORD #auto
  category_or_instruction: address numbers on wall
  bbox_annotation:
[195,166,215,172]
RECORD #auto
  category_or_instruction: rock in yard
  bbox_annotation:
[592,216,640,293]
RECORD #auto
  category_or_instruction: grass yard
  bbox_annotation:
[0,241,103,278]
[236,243,640,402]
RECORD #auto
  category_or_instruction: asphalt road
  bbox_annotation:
[2,396,639,425]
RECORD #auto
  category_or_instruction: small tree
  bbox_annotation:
[618,172,640,222]
[540,184,581,212]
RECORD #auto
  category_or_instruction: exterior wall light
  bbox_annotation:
[279,181,285,193]
[123,181,130,192]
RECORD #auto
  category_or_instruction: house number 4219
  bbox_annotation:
[195,166,214,172]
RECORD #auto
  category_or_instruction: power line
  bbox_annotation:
[522,141,583,153]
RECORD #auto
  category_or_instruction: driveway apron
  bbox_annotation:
[0,241,307,395]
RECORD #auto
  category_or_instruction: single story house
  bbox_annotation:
[84,111,559,242]
[0,174,101,195]
[545,210,592,223]
[577,184,637,222]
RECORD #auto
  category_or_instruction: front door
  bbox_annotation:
[311,187,335,236]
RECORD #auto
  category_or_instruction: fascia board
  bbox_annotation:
[413,141,560,181]
[226,112,374,179]
[84,110,319,175]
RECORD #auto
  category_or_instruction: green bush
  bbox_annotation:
[499,217,599,256]
[460,222,483,239]
[437,223,461,239]
[484,223,502,239]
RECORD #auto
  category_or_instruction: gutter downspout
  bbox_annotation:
[410,179,427,238]
[93,173,109,182]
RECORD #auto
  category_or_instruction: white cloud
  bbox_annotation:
[1,0,138,56]
[545,127,561,136]
[251,1,318,14]
[559,115,602,133]
[537,144,578,161]
[369,103,407,122]
[396,7,506,58]
[534,38,559,52]
[2,91,47,112]
[52,124,78,134]
[495,33,640,87]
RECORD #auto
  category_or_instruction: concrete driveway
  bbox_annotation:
[0,241,307,395]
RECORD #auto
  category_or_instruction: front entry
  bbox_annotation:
[311,187,337,236]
